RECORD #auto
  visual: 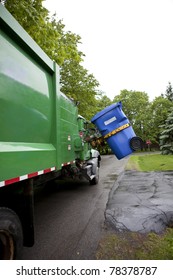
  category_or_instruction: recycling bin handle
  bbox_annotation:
[104,123,130,139]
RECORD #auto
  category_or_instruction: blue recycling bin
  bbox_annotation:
[91,101,136,159]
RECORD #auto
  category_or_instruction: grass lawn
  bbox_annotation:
[96,229,173,260]
[126,153,173,171]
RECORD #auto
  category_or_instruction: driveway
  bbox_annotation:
[105,170,173,233]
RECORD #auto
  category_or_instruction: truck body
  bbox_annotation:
[0,4,100,259]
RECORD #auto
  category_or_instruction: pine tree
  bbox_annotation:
[159,109,173,154]
[165,82,173,102]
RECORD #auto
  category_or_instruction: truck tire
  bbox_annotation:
[0,208,23,260]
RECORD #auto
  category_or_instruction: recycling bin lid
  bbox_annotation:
[91,101,122,123]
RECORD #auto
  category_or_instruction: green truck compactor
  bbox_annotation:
[0,4,101,259]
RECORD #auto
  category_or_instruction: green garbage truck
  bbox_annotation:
[0,4,101,259]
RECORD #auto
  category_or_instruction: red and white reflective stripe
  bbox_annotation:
[0,167,56,188]
[61,160,75,167]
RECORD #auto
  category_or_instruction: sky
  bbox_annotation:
[43,0,173,101]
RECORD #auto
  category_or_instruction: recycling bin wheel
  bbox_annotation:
[130,136,143,151]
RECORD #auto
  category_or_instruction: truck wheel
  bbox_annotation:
[0,208,23,260]
[90,166,99,185]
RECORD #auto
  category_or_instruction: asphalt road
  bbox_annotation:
[22,154,128,260]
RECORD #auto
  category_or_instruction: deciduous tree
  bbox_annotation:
[60,60,99,119]
[113,90,150,140]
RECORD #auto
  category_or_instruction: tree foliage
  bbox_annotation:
[150,96,172,142]
[113,90,150,140]
[165,82,173,102]
[2,0,83,65]
[60,60,99,118]
[95,92,112,112]
[112,90,172,145]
